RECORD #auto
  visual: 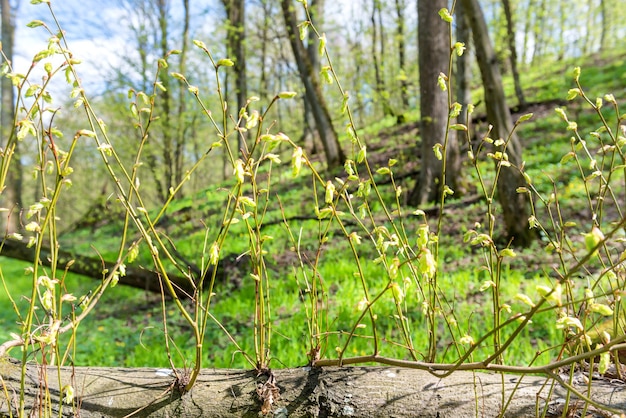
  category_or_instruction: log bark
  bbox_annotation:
[1,358,625,417]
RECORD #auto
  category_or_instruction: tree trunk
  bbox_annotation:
[280,0,345,168]
[409,0,460,206]
[461,0,534,247]
[174,0,190,189]
[599,0,607,50]
[222,0,247,153]
[302,0,323,156]
[157,0,173,204]
[2,360,624,417]
[530,0,546,64]
[0,0,21,235]
[521,0,535,67]
[371,0,394,119]
[394,0,409,121]
[455,0,471,125]
[501,0,526,108]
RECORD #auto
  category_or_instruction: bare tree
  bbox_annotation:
[455,0,471,125]
[461,0,534,247]
[599,0,607,50]
[501,0,526,108]
[301,0,323,156]
[409,0,460,206]
[371,0,394,118]
[0,0,21,235]
[280,0,345,168]
[394,0,409,122]
[221,0,247,153]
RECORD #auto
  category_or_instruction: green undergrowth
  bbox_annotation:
[2,49,625,370]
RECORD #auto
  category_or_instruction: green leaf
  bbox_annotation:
[437,72,447,91]
[517,113,533,123]
[560,151,575,165]
[453,42,465,56]
[298,22,309,41]
[278,91,297,99]
[192,39,207,49]
[566,88,581,101]
[325,181,335,205]
[438,8,453,23]
[291,147,303,177]
[499,248,516,258]
[590,303,613,316]
[433,143,443,160]
[376,167,390,175]
[584,226,604,255]
[26,20,45,28]
[217,58,234,67]
[599,348,610,374]
[318,34,326,56]
[357,146,367,163]
[555,107,568,121]
[320,66,333,84]
[341,93,349,114]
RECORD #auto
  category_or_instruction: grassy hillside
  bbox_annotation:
[2,49,626,369]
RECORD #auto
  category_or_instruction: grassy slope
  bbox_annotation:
[2,50,626,369]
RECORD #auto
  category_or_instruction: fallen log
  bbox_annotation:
[0,239,245,298]
[1,358,625,417]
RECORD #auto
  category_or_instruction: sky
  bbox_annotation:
[13,1,129,94]
[11,0,373,96]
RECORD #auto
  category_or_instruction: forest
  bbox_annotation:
[1,0,626,416]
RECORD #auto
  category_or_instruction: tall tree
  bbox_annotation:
[301,0,323,156]
[530,0,546,64]
[501,0,526,107]
[371,0,394,119]
[409,0,460,206]
[280,0,345,168]
[599,0,607,50]
[174,0,190,187]
[0,0,21,235]
[461,0,534,247]
[455,0,471,125]
[155,0,174,203]
[393,0,409,122]
[221,0,247,153]
[116,0,197,203]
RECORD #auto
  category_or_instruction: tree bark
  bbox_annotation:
[410,0,460,206]
[461,0,534,247]
[280,0,345,168]
[2,360,624,417]
[0,0,21,236]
